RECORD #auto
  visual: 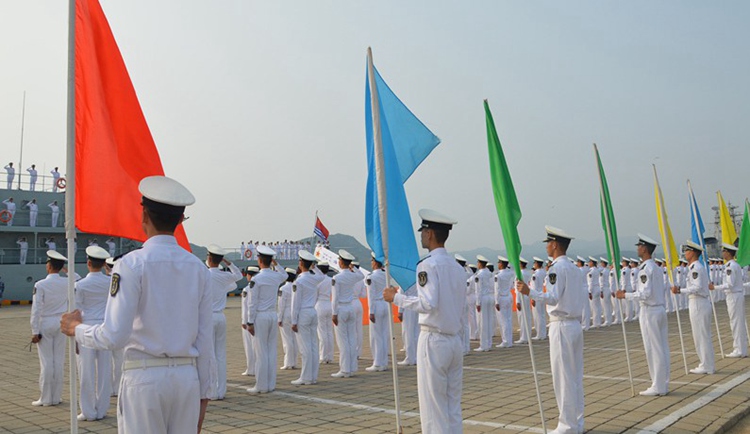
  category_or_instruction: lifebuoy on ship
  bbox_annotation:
[0,210,11,223]
[244,249,252,259]
[56,177,67,190]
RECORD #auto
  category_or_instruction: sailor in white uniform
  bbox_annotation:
[48,201,60,227]
[530,257,548,340]
[278,268,299,370]
[315,261,335,364]
[25,199,38,227]
[352,261,367,359]
[587,257,602,328]
[246,245,287,394]
[514,258,532,344]
[575,257,590,330]
[17,236,28,265]
[474,255,494,352]
[366,252,389,371]
[27,165,38,191]
[30,250,69,407]
[103,257,123,396]
[5,162,14,189]
[241,267,259,376]
[331,250,361,377]
[617,234,670,396]
[385,209,466,434]
[75,246,112,421]
[207,244,243,399]
[291,250,324,385]
[619,259,633,322]
[518,227,585,434]
[629,258,640,320]
[62,176,217,433]
[671,241,714,374]
[599,258,612,326]
[455,254,475,354]
[50,167,61,192]
[3,197,16,226]
[711,244,748,358]
[494,256,514,347]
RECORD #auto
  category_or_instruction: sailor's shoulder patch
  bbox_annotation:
[418,271,428,287]
[110,273,121,297]
[549,273,557,285]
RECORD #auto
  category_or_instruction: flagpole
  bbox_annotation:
[66,0,79,432]
[653,165,689,375]
[687,180,725,358]
[594,144,635,396]
[310,210,319,249]
[17,91,26,190]
[518,286,547,433]
[367,47,403,434]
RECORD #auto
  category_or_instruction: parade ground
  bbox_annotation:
[1,297,749,434]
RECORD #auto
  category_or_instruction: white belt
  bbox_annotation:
[123,357,196,371]
[549,316,578,323]
[640,303,664,308]
[420,325,456,336]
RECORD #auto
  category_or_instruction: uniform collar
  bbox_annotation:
[551,255,568,266]
[143,234,178,247]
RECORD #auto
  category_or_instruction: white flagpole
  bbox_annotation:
[66,0,79,432]
[593,144,635,396]
[367,47,403,434]
[517,285,547,433]
[310,210,319,249]
[653,166,689,375]
[687,180,725,358]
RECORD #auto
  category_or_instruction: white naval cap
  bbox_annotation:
[684,240,704,252]
[139,176,195,214]
[679,257,688,263]
[207,244,227,256]
[105,257,115,267]
[497,255,508,262]
[47,250,67,262]
[85,245,110,260]
[476,254,489,263]
[635,233,659,247]
[417,208,458,232]
[722,243,738,252]
[532,256,545,263]
[588,256,597,263]
[317,261,329,267]
[285,267,297,274]
[246,266,260,274]
[256,245,276,257]
[543,226,574,242]
[654,258,664,264]
[352,261,360,267]
[519,257,528,264]
[599,257,609,264]
[338,249,355,261]
[576,255,586,262]
[454,254,467,262]
[298,250,316,262]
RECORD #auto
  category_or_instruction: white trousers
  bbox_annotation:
[354,299,364,357]
[212,312,228,398]
[369,300,389,367]
[467,294,478,340]
[295,308,319,382]
[497,296,513,345]
[20,248,27,265]
[279,312,298,368]
[478,295,494,350]
[29,210,37,227]
[665,291,674,313]
[51,212,59,227]
[117,364,199,434]
[334,305,358,373]
[624,297,635,321]
[601,288,613,325]
[417,331,463,434]
[29,178,36,191]
[612,295,622,324]
[77,345,112,419]
[241,323,255,375]
[549,320,584,434]
[639,305,670,393]
[533,299,547,339]
[111,348,123,396]
[401,309,419,364]
[688,297,715,372]
[725,292,748,356]
[581,294,591,330]
[253,311,278,392]
[463,302,472,353]
[5,210,14,226]
[36,317,65,405]
[316,301,334,362]
[590,293,602,328]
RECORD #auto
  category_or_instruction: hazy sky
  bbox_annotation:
[1,1,748,253]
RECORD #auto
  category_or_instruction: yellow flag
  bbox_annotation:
[653,166,679,285]
[717,191,739,245]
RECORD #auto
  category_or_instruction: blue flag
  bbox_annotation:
[688,183,709,270]
[365,63,440,290]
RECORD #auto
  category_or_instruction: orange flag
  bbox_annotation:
[75,0,190,249]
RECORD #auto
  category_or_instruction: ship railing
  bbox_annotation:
[1,171,66,193]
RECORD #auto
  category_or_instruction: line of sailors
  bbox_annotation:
[240,240,313,260]
[457,249,750,351]
[2,197,60,227]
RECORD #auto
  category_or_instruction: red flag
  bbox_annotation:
[75,0,190,249]
[314,217,329,241]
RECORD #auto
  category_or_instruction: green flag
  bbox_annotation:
[484,100,523,281]
[737,200,750,266]
[594,144,621,278]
